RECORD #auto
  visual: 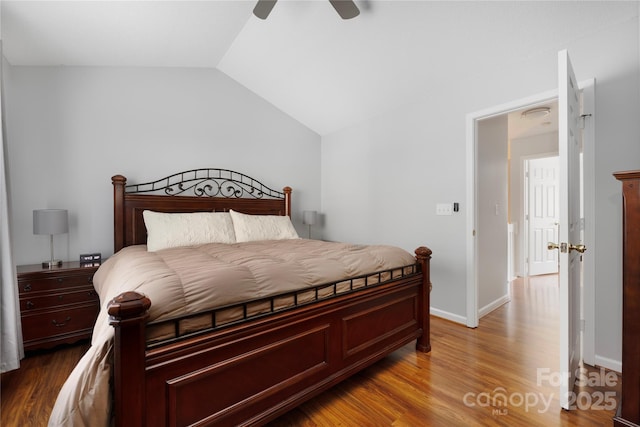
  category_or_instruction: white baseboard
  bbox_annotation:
[430,307,467,325]
[478,294,511,318]
[594,354,622,374]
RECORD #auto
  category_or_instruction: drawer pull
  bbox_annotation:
[52,317,71,327]
[23,284,32,292]
[26,301,35,309]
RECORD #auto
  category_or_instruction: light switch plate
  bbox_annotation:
[436,203,453,216]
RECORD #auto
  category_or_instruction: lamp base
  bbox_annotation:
[42,260,63,269]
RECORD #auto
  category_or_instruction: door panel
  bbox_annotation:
[528,156,560,276]
[557,49,583,410]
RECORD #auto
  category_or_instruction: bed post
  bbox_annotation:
[112,175,126,253]
[108,291,151,427]
[415,246,432,353]
[283,186,292,217]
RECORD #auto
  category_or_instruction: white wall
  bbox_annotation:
[3,66,321,265]
[321,15,640,368]
[477,115,508,314]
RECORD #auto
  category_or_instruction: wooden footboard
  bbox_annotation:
[108,247,431,427]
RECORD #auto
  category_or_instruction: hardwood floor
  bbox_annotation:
[272,274,619,426]
[1,275,620,426]
[1,342,90,426]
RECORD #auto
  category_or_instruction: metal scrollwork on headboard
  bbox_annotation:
[125,169,285,200]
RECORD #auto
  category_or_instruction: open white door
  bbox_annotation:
[552,49,585,410]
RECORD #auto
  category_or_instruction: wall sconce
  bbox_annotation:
[33,209,68,268]
[302,210,317,239]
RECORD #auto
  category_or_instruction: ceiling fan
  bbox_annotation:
[253,0,360,20]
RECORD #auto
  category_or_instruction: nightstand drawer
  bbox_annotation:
[20,288,99,312]
[18,274,94,294]
[17,262,101,351]
[21,303,100,344]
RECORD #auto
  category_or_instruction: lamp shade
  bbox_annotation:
[33,209,69,235]
[303,210,317,226]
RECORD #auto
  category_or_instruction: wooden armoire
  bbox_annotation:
[613,170,640,427]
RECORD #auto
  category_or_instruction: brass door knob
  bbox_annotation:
[549,242,585,253]
[569,244,587,254]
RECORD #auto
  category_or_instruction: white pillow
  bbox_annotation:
[143,211,236,251]
[229,210,299,242]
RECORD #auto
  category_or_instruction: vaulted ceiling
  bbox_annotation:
[1,1,636,135]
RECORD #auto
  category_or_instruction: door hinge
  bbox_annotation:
[579,113,592,130]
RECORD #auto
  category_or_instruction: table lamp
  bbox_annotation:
[303,210,317,239]
[33,209,68,268]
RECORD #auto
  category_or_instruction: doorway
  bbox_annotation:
[473,103,559,318]
[466,79,595,365]
[469,93,558,327]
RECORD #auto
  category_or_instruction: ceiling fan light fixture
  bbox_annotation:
[521,107,551,120]
[253,0,360,20]
[329,0,360,19]
[253,0,277,20]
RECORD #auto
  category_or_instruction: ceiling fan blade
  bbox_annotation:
[328,0,360,19]
[253,0,278,20]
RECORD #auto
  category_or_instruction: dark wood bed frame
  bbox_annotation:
[106,169,432,427]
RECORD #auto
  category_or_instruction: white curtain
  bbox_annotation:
[0,41,23,373]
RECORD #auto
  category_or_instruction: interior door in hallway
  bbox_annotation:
[527,156,559,276]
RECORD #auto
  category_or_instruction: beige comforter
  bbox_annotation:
[48,239,416,427]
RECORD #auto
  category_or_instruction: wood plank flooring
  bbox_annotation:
[1,275,620,426]
[1,341,90,426]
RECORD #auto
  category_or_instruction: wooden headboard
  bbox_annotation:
[112,169,292,252]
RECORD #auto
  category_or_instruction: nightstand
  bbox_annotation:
[17,262,101,352]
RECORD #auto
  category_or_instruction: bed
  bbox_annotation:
[49,168,432,427]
